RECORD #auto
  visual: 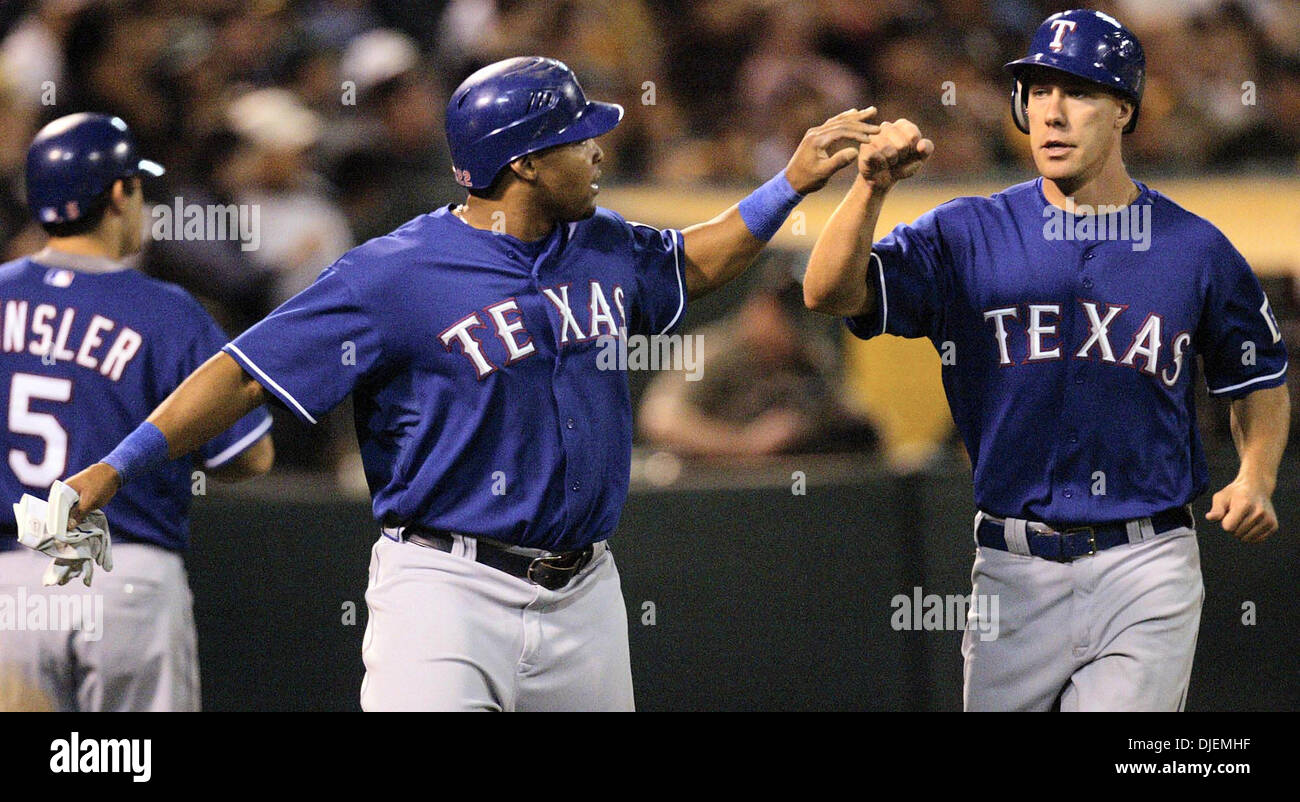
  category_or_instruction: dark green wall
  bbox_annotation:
[186,459,1299,711]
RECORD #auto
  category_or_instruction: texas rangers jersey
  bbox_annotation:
[223,206,687,550]
[848,178,1288,524]
[0,249,272,550]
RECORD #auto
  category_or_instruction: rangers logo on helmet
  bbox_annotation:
[1047,19,1077,51]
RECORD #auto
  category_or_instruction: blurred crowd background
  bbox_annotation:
[0,0,1296,478]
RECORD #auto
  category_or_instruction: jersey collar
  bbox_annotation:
[30,247,132,274]
[1034,176,1152,214]
[436,205,570,274]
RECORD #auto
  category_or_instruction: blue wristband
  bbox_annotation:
[737,170,804,242]
[102,421,170,485]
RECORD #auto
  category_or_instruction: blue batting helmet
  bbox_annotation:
[445,57,623,190]
[1004,9,1145,134]
[25,112,164,225]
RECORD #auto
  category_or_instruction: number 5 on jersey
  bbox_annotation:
[8,373,71,487]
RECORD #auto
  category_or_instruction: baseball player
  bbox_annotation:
[59,57,877,711]
[804,9,1289,711]
[0,113,274,711]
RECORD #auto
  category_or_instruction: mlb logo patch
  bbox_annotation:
[43,268,74,288]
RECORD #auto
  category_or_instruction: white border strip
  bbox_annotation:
[224,343,319,424]
[1208,362,1288,396]
[204,413,272,469]
[871,251,887,336]
[658,229,686,335]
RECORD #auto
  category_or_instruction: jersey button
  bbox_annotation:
[566,418,576,429]
[1063,490,1074,499]
[1068,433,1078,443]
[571,481,581,492]
[1083,252,1096,260]
[1082,278,1094,289]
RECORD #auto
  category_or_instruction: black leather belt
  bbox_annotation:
[977,506,1194,562]
[401,526,594,591]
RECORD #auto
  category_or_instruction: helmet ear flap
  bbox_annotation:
[1011,79,1030,134]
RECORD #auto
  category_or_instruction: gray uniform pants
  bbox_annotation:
[0,543,200,712]
[962,519,1203,711]
[360,534,634,712]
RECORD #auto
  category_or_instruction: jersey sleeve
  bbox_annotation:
[223,261,384,424]
[627,222,687,337]
[1196,237,1289,399]
[845,208,947,342]
[167,296,273,469]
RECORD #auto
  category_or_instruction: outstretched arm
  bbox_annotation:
[1206,383,1290,541]
[682,108,879,300]
[803,119,933,317]
[65,351,267,523]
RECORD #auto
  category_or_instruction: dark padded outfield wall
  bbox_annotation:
[187,455,1298,711]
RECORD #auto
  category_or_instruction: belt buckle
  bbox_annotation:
[1062,526,1097,561]
[528,547,594,589]
[527,553,574,589]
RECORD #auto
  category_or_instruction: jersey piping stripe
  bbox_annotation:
[871,251,887,336]
[223,343,319,424]
[203,412,272,469]
[1207,361,1289,396]
[658,229,685,335]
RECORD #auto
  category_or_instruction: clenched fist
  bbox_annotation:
[63,462,122,528]
[858,118,934,191]
[1206,475,1278,543]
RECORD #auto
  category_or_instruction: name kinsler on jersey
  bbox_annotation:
[1,299,142,379]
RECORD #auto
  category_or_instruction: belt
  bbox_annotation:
[398,525,595,591]
[976,506,1194,563]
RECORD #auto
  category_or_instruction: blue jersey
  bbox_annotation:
[848,178,1288,524]
[223,206,687,550]
[0,250,272,551]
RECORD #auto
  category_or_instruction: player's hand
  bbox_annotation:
[62,463,123,528]
[857,118,934,192]
[783,107,881,195]
[1206,476,1278,542]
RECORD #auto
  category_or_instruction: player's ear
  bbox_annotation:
[1115,98,1134,131]
[508,154,540,183]
[107,178,136,213]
